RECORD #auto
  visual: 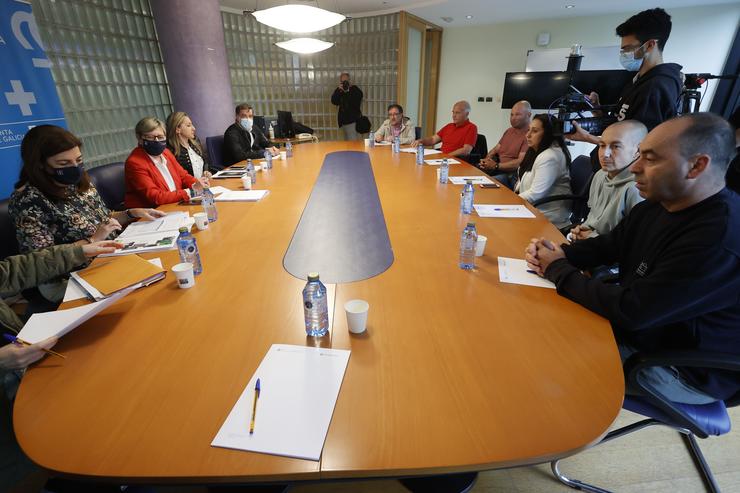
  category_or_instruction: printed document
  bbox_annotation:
[474,204,536,218]
[498,257,555,289]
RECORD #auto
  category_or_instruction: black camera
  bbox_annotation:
[342,80,349,90]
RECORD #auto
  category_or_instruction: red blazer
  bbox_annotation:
[124,146,197,208]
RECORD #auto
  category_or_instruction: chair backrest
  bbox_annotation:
[570,155,595,197]
[206,135,225,170]
[0,198,20,260]
[414,126,422,140]
[87,162,126,211]
[472,134,487,158]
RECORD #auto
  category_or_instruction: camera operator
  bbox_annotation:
[569,8,683,145]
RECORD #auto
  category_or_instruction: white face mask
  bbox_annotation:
[619,41,649,72]
[240,118,253,132]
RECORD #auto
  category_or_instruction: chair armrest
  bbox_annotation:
[532,194,583,207]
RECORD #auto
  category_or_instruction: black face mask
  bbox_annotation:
[142,139,167,156]
[51,164,84,185]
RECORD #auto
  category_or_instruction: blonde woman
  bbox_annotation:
[166,111,211,179]
[124,117,207,208]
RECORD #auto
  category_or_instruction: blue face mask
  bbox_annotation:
[240,118,253,132]
[619,41,648,72]
[142,139,167,156]
[51,163,84,185]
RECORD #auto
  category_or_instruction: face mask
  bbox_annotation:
[142,139,167,156]
[619,41,648,72]
[51,163,84,185]
[240,118,253,132]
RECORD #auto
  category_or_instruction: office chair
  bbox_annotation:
[459,134,487,166]
[0,199,20,260]
[414,126,422,140]
[551,349,740,493]
[87,161,126,211]
[206,135,226,171]
[532,155,594,226]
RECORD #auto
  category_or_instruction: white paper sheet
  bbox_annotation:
[424,158,460,165]
[399,147,441,156]
[214,190,269,202]
[498,257,555,289]
[474,204,536,218]
[373,141,392,146]
[18,288,134,344]
[64,258,164,302]
[207,186,231,195]
[117,212,191,239]
[101,231,179,257]
[212,344,351,461]
[448,176,494,185]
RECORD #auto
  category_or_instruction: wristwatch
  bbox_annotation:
[494,163,500,171]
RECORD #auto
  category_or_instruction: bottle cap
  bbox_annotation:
[467,222,475,228]
[307,272,320,281]
[179,226,189,233]
[465,179,473,184]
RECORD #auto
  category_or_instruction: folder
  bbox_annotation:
[73,254,165,298]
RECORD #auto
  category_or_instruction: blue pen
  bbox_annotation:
[2,333,66,359]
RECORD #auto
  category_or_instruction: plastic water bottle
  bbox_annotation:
[459,222,477,270]
[268,122,275,140]
[302,272,329,337]
[416,143,424,165]
[368,130,375,148]
[263,149,273,170]
[460,179,474,214]
[246,159,257,185]
[202,187,218,223]
[286,141,293,157]
[177,226,203,275]
[392,135,400,153]
[439,158,449,184]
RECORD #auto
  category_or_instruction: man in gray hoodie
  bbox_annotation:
[570,120,647,240]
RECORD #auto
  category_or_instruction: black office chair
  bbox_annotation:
[206,135,226,171]
[87,161,126,211]
[551,350,740,493]
[532,155,594,226]
[414,126,422,140]
[0,198,20,260]
[459,134,487,166]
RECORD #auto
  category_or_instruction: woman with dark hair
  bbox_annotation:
[166,111,211,179]
[8,125,164,302]
[515,114,573,228]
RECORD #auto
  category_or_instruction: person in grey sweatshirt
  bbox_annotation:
[570,120,647,240]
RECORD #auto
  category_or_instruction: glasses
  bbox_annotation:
[143,135,166,141]
[388,112,401,116]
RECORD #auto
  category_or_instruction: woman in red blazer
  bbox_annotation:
[124,117,207,208]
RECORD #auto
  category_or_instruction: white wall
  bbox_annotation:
[435,4,740,148]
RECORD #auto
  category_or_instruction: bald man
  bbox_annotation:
[526,113,740,404]
[413,101,477,158]
[570,120,647,240]
[480,101,531,185]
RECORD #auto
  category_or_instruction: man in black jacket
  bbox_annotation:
[569,8,683,144]
[330,72,363,141]
[526,113,740,404]
[223,103,278,166]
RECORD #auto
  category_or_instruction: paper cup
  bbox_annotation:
[345,299,369,334]
[363,138,370,147]
[280,151,287,160]
[193,212,208,231]
[241,175,252,190]
[475,235,487,257]
[172,262,195,289]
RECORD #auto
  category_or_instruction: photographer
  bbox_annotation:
[331,72,364,141]
[569,8,683,145]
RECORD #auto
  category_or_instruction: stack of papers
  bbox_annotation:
[18,288,134,344]
[207,186,231,195]
[399,147,441,156]
[102,212,191,257]
[214,190,269,202]
[473,204,536,218]
[64,258,163,302]
[448,176,494,185]
[424,158,460,165]
[212,344,351,461]
[69,255,165,301]
[498,257,555,289]
[212,169,247,179]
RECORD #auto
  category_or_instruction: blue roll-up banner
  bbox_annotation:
[1,0,66,199]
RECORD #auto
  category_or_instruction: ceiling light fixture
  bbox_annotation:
[275,38,334,54]
[565,4,575,8]
[465,15,473,19]
[252,5,346,34]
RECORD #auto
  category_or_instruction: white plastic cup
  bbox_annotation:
[172,262,195,289]
[345,299,369,334]
[193,212,208,231]
[475,235,487,257]
[241,175,252,190]
[363,138,370,147]
[280,151,287,160]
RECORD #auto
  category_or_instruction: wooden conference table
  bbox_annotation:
[14,142,624,484]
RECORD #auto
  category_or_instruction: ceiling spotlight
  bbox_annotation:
[253,5,345,34]
[565,4,575,8]
[465,15,473,19]
[275,38,334,54]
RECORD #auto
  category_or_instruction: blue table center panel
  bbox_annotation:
[283,151,394,283]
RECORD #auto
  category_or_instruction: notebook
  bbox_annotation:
[72,254,165,298]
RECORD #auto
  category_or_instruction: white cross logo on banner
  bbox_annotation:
[5,80,37,116]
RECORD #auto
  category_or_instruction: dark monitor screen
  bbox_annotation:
[277,110,295,138]
[253,115,267,135]
[501,70,634,110]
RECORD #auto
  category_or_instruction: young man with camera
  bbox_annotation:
[569,8,683,144]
